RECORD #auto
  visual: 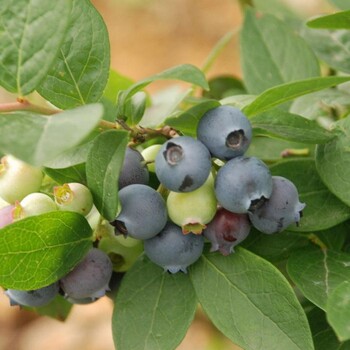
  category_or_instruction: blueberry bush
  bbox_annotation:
[1,1,350,349]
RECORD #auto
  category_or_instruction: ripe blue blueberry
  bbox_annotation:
[215,156,273,213]
[5,282,59,307]
[197,105,252,160]
[60,248,113,301]
[203,207,251,256]
[144,222,204,273]
[248,176,306,234]
[155,136,212,192]
[119,147,149,189]
[110,184,167,240]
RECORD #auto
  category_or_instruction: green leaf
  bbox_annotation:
[203,75,246,100]
[38,0,110,109]
[165,100,221,136]
[302,26,350,74]
[270,159,350,231]
[113,256,197,350]
[190,248,314,350]
[240,9,320,95]
[316,116,350,207]
[0,103,103,166]
[244,76,350,116]
[117,64,208,117]
[104,69,134,103]
[0,211,92,290]
[86,130,129,221]
[0,0,72,96]
[246,136,313,163]
[307,11,350,29]
[315,221,350,251]
[125,91,147,126]
[44,164,87,185]
[31,295,72,321]
[327,281,350,341]
[242,228,309,263]
[251,109,335,144]
[287,246,350,310]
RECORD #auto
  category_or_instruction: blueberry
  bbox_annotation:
[119,147,149,189]
[5,282,59,307]
[144,222,204,273]
[60,248,113,301]
[155,136,212,192]
[215,156,273,213]
[0,204,15,229]
[248,176,306,234]
[197,105,252,160]
[203,207,251,255]
[110,184,167,240]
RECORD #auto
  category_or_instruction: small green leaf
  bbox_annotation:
[307,11,350,29]
[113,256,197,350]
[190,248,314,350]
[44,164,87,185]
[0,0,72,95]
[240,9,320,94]
[327,281,350,341]
[251,109,335,144]
[287,246,350,310]
[104,69,134,103]
[270,159,350,231]
[117,64,208,118]
[0,211,92,290]
[244,76,350,116]
[38,0,110,108]
[302,26,350,74]
[165,100,221,136]
[0,103,103,166]
[30,295,72,321]
[86,130,129,221]
[316,116,350,207]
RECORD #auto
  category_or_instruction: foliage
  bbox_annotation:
[1,0,350,349]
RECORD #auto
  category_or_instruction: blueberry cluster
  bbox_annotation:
[110,105,306,272]
[0,105,305,308]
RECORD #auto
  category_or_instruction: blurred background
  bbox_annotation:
[0,0,332,349]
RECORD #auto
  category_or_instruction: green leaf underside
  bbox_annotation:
[240,9,320,95]
[244,76,350,116]
[287,246,350,310]
[113,256,197,350]
[190,248,313,350]
[0,211,92,290]
[327,281,350,342]
[0,103,103,166]
[117,64,209,116]
[38,0,110,109]
[270,159,350,231]
[316,117,350,207]
[86,130,129,221]
[307,11,350,29]
[165,100,221,136]
[44,164,87,185]
[302,25,350,74]
[0,0,71,96]
[251,109,335,144]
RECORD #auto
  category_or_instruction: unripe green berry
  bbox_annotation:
[0,155,43,203]
[54,182,93,216]
[141,144,162,173]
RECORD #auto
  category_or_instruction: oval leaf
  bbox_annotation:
[113,256,197,350]
[270,159,350,231]
[240,9,320,94]
[86,129,129,221]
[0,211,92,290]
[38,0,110,109]
[190,248,313,350]
[307,11,350,29]
[251,109,335,144]
[327,281,350,342]
[0,103,103,166]
[287,246,350,310]
[0,0,72,95]
[316,116,350,207]
[244,76,350,116]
